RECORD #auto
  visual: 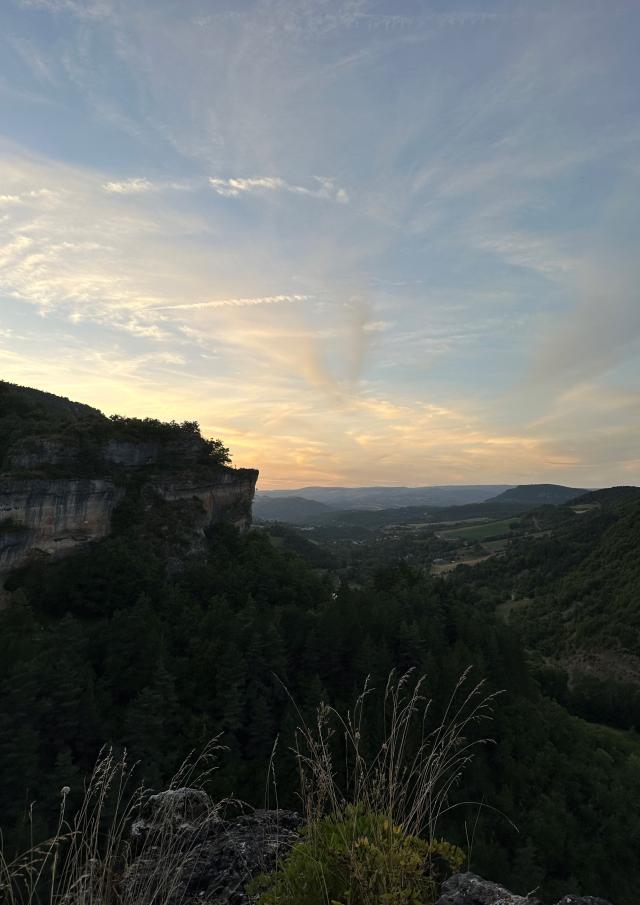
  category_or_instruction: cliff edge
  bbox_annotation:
[0,382,258,582]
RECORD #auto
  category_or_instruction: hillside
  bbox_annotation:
[254,499,527,529]
[456,489,640,729]
[487,483,588,506]
[514,497,640,719]
[569,485,640,507]
[0,380,101,418]
[253,495,334,524]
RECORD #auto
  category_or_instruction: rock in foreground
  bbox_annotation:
[125,793,613,905]
[436,872,612,905]
[125,791,301,905]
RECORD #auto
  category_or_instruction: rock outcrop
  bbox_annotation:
[156,468,258,534]
[0,465,258,579]
[123,794,613,905]
[5,434,208,472]
[436,873,612,905]
[436,872,539,904]
[0,404,258,581]
[0,478,125,576]
[125,790,301,905]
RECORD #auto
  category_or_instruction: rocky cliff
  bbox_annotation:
[0,477,125,577]
[0,466,258,580]
[0,383,258,582]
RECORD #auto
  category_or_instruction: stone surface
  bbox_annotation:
[555,898,613,905]
[131,787,216,837]
[5,433,206,472]
[0,478,125,576]
[104,436,205,468]
[437,872,540,905]
[0,466,258,580]
[126,793,301,905]
[156,468,259,533]
[436,873,613,905]
[5,436,82,471]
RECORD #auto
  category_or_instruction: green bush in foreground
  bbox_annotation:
[253,806,464,905]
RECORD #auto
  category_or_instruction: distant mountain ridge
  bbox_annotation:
[257,484,514,511]
[487,483,589,505]
[254,483,597,526]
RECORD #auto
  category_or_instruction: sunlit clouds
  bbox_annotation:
[0,0,639,488]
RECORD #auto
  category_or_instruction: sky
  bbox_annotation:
[0,0,639,489]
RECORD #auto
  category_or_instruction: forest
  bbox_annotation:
[2,501,640,902]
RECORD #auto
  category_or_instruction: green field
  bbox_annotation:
[439,517,520,541]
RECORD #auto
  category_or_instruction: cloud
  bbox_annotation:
[156,294,311,311]
[101,177,191,194]
[0,188,56,205]
[209,175,348,203]
[102,177,155,194]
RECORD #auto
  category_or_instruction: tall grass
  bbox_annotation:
[291,668,497,840]
[254,669,499,905]
[0,742,224,905]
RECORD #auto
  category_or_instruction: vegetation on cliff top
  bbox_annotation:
[0,380,230,473]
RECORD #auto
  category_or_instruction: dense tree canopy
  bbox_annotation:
[1,499,640,903]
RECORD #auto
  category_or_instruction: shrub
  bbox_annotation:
[252,806,464,905]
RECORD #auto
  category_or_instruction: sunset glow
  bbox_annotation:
[1,1,639,488]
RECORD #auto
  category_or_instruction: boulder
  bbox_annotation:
[437,872,541,904]
[436,873,613,905]
[125,794,301,905]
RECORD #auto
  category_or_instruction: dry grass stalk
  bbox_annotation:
[0,741,225,905]
[291,668,498,840]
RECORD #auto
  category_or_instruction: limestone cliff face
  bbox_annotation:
[5,434,206,472]
[0,383,259,581]
[0,478,125,576]
[155,468,258,533]
[0,460,258,580]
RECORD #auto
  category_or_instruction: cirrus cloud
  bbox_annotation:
[208,175,349,203]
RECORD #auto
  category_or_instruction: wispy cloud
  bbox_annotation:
[101,177,190,194]
[209,175,348,203]
[102,177,155,194]
[156,294,311,311]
